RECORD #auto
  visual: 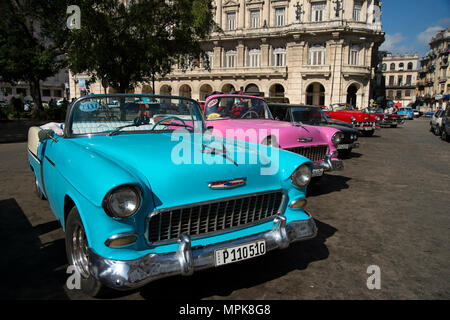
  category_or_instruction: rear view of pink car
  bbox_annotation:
[204,94,344,178]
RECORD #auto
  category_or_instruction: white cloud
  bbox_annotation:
[417,26,444,45]
[417,18,450,45]
[380,33,407,52]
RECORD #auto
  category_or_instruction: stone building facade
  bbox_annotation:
[1,68,69,105]
[417,27,450,110]
[70,0,385,109]
[380,52,418,107]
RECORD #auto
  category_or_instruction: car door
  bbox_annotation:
[40,137,65,221]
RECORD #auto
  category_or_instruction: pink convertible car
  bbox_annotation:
[204,93,344,177]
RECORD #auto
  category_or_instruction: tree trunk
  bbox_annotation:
[29,77,43,116]
[152,74,155,95]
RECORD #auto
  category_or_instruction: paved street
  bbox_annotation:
[0,118,449,300]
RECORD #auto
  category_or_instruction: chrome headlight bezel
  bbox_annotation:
[103,185,142,218]
[332,132,344,147]
[291,163,313,188]
[351,116,356,122]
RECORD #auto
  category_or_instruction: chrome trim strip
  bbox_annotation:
[44,156,55,167]
[144,189,288,246]
[207,177,247,190]
[28,149,41,164]
[88,214,317,291]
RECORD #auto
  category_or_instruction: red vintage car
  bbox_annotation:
[322,104,381,136]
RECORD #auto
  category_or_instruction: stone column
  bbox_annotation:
[239,0,245,29]
[261,38,270,67]
[329,35,344,105]
[237,41,245,67]
[214,41,222,68]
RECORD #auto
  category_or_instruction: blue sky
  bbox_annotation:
[380,0,450,57]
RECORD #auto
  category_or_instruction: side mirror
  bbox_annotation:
[38,129,58,143]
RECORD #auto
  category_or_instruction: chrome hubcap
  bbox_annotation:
[72,225,90,278]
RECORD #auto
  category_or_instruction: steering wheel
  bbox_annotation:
[240,110,260,119]
[152,116,186,130]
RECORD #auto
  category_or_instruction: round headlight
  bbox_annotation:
[291,163,312,188]
[103,185,141,218]
[376,116,381,121]
[332,132,344,146]
[351,116,356,122]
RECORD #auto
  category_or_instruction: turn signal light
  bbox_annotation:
[289,198,307,209]
[105,234,138,248]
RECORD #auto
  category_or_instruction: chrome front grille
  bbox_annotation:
[147,191,285,244]
[286,145,329,163]
[353,121,375,127]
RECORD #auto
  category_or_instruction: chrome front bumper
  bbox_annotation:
[88,215,317,291]
[314,152,344,172]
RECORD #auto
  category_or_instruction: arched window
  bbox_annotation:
[272,48,286,66]
[225,50,237,68]
[399,63,404,70]
[407,62,414,70]
[390,63,396,70]
[309,44,326,65]
[382,63,387,71]
[248,49,261,67]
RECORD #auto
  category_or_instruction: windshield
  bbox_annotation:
[69,95,203,136]
[363,107,384,114]
[329,104,356,111]
[290,107,324,124]
[205,96,272,120]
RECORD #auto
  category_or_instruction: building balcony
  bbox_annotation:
[161,66,289,80]
[386,82,415,89]
[211,20,382,41]
[342,65,371,78]
[299,65,331,78]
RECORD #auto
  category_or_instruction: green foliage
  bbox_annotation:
[0,0,71,111]
[67,0,216,92]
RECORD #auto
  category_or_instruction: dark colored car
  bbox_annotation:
[440,107,450,142]
[268,103,360,158]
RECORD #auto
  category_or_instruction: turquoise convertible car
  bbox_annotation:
[27,94,317,296]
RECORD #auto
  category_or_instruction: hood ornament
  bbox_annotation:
[208,177,247,189]
[298,137,313,143]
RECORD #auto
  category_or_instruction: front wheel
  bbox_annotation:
[361,130,374,137]
[390,124,398,128]
[441,129,449,142]
[434,126,441,136]
[65,207,107,297]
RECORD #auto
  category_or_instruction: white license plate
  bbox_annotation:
[312,168,324,177]
[338,144,350,149]
[215,240,266,267]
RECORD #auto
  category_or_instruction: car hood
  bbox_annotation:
[206,119,334,149]
[326,110,375,122]
[71,132,292,209]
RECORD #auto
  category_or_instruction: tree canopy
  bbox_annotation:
[68,0,217,93]
[0,0,70,112]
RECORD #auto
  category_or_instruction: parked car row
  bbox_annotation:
[430,108,450,141]
[26,92,406,297]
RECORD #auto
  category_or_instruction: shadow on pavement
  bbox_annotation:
[0,120,48,144]
[0,198,70,299]
[137,219,336,300]
[307,174,351,197]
